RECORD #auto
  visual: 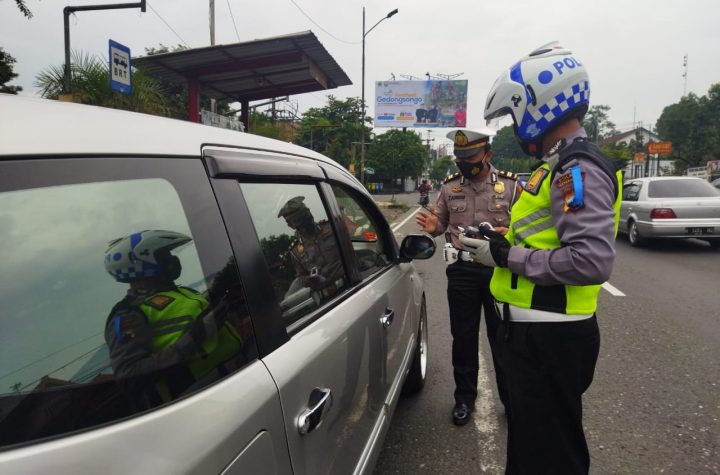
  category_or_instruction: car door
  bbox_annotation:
[621,181,641,229]
[205,148,387,475]
[324,177,419,414]
[0,156,291,475]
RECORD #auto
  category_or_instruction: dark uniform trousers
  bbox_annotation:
[499,313,600,475]
[446,260,507,408]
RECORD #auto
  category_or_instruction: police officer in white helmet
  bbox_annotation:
[459,42,623,473]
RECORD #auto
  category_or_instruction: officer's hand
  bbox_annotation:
[458,229,511,268]
[415,204,438,233]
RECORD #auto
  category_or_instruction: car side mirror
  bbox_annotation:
[399,234,436,262]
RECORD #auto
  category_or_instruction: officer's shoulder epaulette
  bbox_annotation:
[444,172,461,184]
[498,170,519,181]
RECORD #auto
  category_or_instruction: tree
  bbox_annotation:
[430,155,455,182]
[35,51,171,116]
[294,96,369,168]
[365,129,426,190]
[489,125,534,173]
[582,104,618,142]
[489,125,525,162]
[0,48,23,94]
[249,110,296,142]
[656,84,720,171]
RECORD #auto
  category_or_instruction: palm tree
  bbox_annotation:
[35,51,171,117]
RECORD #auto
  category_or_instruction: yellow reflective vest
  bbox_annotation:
[490,143,622,315]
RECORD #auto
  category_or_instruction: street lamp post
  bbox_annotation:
[360,7,398,185]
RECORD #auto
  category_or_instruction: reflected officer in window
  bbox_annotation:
[278,196,345,298]
[103,230,246,409]
[416,129,518,426]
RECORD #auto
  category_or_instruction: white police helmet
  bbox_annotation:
[104,230,192,283]
[484,41,590,158]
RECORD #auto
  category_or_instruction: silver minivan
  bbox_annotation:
[0,95,434,474]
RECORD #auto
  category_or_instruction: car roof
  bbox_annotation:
[0,94,332,164]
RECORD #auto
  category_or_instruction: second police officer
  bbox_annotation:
[416,129,518,425]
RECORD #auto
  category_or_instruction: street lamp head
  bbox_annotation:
[387,8,398,18]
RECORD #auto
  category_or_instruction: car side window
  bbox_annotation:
[330,184,391,279]
[0,158,256,449]
[623,183,640,201]
[240,183,348,326]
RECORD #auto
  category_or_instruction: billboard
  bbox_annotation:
[374,80,468,128]
[647,141,672,155]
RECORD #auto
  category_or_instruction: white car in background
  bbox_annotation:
[619,176,720,247]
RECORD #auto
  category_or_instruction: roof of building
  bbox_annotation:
[598,127,660,147]
[132,31,352,102]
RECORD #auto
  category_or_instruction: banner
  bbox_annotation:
[201,109,244,132]
[374,80,468,128]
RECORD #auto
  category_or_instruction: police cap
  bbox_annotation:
[278,196,308,217]
[446,128,495,159]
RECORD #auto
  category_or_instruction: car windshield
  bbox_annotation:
[647,179,720,198]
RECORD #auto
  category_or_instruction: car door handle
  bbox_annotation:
[380,307,395,329]
[297,388,332,435]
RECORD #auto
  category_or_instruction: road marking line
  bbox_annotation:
[391,206,421,232]
[602,282,626,296]
[475,348,502,473]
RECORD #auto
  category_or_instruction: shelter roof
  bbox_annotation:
[133,31,352,102]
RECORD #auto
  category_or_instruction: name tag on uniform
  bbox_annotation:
[447,195,466,200]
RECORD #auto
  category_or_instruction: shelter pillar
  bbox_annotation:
[188,78,200,123]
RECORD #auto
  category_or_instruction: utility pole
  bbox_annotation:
[682,54,689,97]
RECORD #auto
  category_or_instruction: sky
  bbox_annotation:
[2,0,720,148]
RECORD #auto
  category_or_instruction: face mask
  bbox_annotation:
[456,160,484,179]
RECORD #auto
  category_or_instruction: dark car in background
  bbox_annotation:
[619,176,720,247]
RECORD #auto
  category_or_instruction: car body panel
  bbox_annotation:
[0,362,291,475]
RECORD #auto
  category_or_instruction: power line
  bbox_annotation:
[0,331,105,382]
[19,343,107,392]
[147,1,189,47]
[226,0,241,42]
[288,0,360,45]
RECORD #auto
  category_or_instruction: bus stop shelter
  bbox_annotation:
[133,31,352,130]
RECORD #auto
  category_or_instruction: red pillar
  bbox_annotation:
[188,78,200,123]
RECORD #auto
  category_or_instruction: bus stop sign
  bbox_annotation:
[109,40,132,95]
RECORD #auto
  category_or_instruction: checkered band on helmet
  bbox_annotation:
[104,230,191,283]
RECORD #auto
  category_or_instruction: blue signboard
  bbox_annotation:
[109,39,132,95]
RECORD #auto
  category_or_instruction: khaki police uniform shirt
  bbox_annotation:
[289,221,344,283]
[433,166,518,248]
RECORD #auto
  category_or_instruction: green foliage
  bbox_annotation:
[0,48,23,94]
[656,84,720,171]
[490,125,525,164]
[249,111,296,142]
[294,95,369,167]
[430,155,456,182]
[34,51,170,116]
[583,104,618,141]
[600,143,632,170]
[365,129,427,183]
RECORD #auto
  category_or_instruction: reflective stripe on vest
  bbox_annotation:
[490,161,622,315]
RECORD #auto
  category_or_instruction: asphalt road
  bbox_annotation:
[372,192,720,475]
